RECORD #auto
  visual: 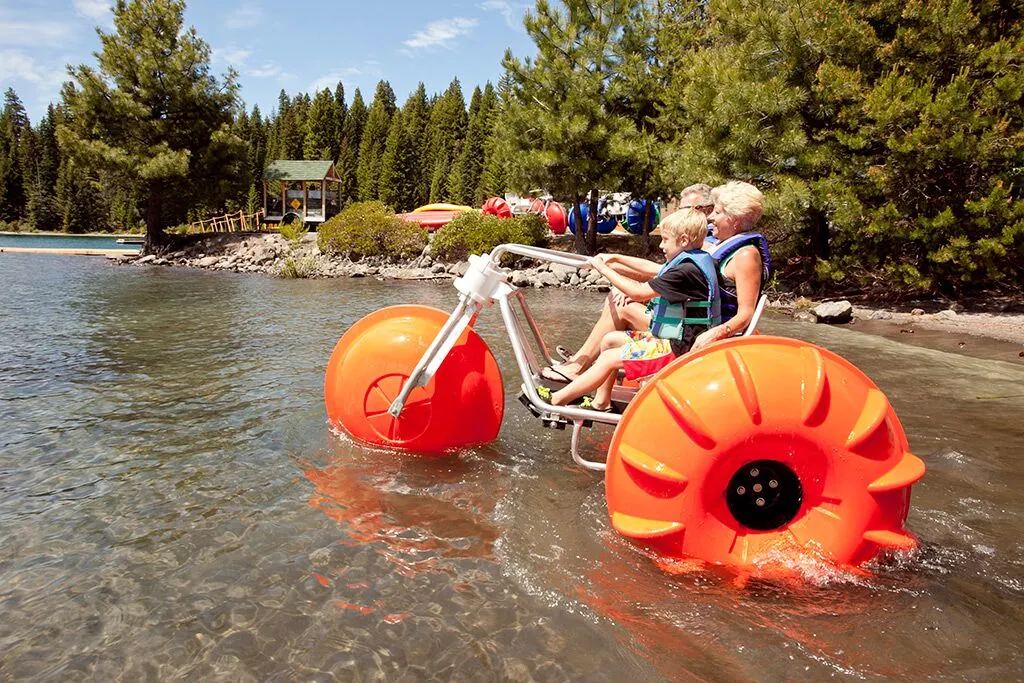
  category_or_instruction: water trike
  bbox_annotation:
[324,244,925,572]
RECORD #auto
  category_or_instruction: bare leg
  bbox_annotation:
[551,346,624,407]
[550,297,649,378]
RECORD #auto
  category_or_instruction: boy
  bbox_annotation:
[540,208,721,411]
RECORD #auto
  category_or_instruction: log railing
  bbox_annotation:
[188,209,265,233]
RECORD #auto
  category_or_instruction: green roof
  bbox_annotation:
[264,160,334,180]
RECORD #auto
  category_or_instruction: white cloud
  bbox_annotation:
[403,17,478,51]
[0,18,74,45]
[224,3,263,29]
[212,46,252,67]
[0,49,67,88]
[477,0,525,29]
[247,62,286,80]
[72,0,112,21]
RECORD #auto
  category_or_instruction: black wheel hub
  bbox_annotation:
[726,460,803,531]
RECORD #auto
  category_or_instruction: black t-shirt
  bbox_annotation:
[648,260,712,356]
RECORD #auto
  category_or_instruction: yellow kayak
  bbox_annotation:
[411,203,474,213]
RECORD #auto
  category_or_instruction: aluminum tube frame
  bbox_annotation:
[497,291,620,428]
[387,296,475,417]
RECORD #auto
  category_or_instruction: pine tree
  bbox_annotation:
[658,0,1024,293]
[0,88,30,222]
[304,88,337,160]
[478,77,515,202]
[450,85,496,206]
[26,105,62,230]
[56,156,105,233]
[332,82,347,161]
[503,0,638,254]
[426,79,467,202]
[59,0,244,251]
[356,80,397,201]
[336,88,366,205]
[402,83,431,208]
[379,85,431,211]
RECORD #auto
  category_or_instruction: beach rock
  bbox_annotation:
[511,271,533,287]
[431,263,447,274]
[136,254,157,264]
[911,308,925,316]
[197,255,220,267]
[812,300,853,324]
[793,309,817,323]
[936,309,958,319]
[549,263,578,282]
[533,271,562,288]
[868,310,894,320]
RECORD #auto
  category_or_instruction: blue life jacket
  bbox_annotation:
[648,250,722,342]
[709,232,770,322]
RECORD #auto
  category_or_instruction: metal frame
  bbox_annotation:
[383,244,770,474]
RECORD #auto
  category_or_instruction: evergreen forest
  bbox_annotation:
[0,0,1020,294]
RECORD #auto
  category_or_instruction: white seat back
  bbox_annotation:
[741,294,768,336]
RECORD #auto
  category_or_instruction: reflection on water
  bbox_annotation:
[0,252,1022,679]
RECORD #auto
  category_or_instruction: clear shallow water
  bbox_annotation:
[0,253,1022,680]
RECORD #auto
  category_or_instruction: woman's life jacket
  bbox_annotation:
[709,233,771,322]
[648,249,722,342]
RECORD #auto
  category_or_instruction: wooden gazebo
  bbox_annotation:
[263,160,341,225]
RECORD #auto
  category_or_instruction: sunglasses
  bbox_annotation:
[680,204,714,210]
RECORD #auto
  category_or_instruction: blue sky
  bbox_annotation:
[1,0,538,123]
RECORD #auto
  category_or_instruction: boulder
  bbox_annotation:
[812,300,853,324]
[868,310,894,320]
[911,308,925,316]
[136,254,157,264]
[196,255,220,267]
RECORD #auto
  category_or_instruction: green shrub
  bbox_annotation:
[277,256,318,279]
[432,212,548,262]
[317,201,426,261]
[0,220,27,233]
[278,216,308,246]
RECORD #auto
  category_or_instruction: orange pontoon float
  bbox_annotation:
[324,244,924,573]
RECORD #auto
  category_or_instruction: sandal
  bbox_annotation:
[555,345,574,362]
[579,395,613,412]
[539,366,574,384]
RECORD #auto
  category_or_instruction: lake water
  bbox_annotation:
[1,252,1022,680]
[0,233,140,251]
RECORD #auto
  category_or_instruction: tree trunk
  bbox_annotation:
[144,189,168,255]
[641,199,653,256]
[807,206,829,260]
[571,191,587,255]
[586,189,598,256]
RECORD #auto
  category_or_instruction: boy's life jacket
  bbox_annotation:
[708,232,771,322]
[648,249,722,342]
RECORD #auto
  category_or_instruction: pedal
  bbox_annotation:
[517,391,593,430]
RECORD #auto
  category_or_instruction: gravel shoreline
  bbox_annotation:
[111,231,1024,350]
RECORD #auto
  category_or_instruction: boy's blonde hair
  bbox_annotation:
[711,181,764,231]
[659,208,707,246]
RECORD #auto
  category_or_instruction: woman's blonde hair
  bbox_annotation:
[711,181,764,231]
[659,208,707,246]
